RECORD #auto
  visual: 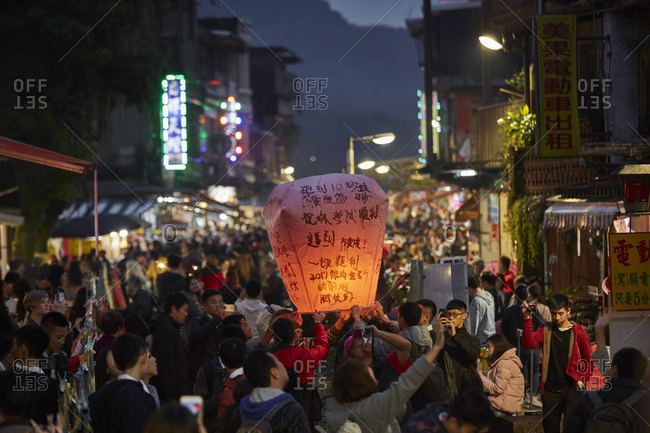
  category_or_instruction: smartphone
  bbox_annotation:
[180,395,204,421]
[362,327,373,345]
[5,298,17,314]
[438,309,452,330]
[224,304,235,317]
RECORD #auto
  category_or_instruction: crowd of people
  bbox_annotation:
[0,224,649,433]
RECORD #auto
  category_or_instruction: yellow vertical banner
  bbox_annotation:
[609,232,650,311]
[537,15,580,157]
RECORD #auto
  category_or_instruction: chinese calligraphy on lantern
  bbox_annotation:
[609,233,650,311]
[537,16,580,157]
[264,174,388,313]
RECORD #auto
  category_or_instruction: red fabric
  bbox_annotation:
[585,343,606,390]
[111,268,127,309]
[522,319,594,390]
[68,355,80,374]
[201,272,224,291]
[273,323,329,384]
[386,350,410,375]
[503,272,515,294]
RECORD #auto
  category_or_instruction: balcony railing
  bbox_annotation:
[470,100,523,169]
[522,155,599,195]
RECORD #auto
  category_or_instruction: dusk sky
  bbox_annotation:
[325,0,423,28]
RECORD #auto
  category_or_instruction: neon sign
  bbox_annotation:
[161,74,187,170]
[220,96,243,162]
[417,89,440,164]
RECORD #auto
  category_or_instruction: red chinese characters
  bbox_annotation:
[537,16,580,156]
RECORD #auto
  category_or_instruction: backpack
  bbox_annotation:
[236,399,292,433]
[585,389,647,433]
[218,374,245,415]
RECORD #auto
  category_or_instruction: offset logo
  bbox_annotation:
[163,224,177,243]
[13,78,47,110]
[443,225,457,243]
[577,358,613,391]
[292,359,328,391]
[577,78,611,110]
[12,360,50,391]
[292,78,328,111]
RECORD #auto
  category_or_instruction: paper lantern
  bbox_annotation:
[264,173,388,312]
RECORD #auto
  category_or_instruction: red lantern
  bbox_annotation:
[624,182,648,202]
[264,174,388,312]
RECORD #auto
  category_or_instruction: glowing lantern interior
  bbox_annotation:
[264,173,388,312]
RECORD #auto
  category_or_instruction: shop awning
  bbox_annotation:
[59,198,156,220]
[53,198,156,237]
[543,201,620,230]
[0,136,92,174]
[0,136,102,254]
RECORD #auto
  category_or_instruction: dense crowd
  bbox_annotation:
[0,224,649,433]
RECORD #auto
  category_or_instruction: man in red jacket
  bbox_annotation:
[522,293,593,433]
[271,312,328,429]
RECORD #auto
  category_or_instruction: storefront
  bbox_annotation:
[0,210,23,274]
[543,199,618,293]
[50,197,156,261]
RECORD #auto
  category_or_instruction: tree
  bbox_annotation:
[0,0,165,259]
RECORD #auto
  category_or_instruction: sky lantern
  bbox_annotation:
[264,173,388,312]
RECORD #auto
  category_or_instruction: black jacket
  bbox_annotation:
[565,378,650,433]
[156,271,186,302]
[188,313,221,383]
[9,368,58,425]
[151,316,190,402]
[193,359,228,433]
[439,327,481,403]
[44,351,69,381]
[501,303,542,348]
[127,288,154,323]
[89,379,157,433]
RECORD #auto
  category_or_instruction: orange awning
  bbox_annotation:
[455,196,478,221]
[0,136,92,174]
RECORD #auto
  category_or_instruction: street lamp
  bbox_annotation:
[478,34,503,51]
[347,132,395,174]
[281,166,295,182]
[357,160,376,170]
[375,164,390,174]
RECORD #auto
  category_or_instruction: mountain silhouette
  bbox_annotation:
[199,0,421,175]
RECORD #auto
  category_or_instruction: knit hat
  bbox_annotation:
[343,329,363,357]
